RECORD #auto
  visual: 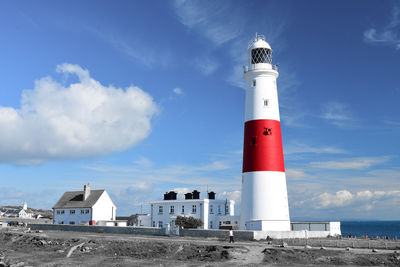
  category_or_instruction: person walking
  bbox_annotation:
[229,230,235,243]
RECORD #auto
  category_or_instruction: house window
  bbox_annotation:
[80,210,84,214]
[56,210,60,214]
[225,205,229,215]
[210,221,213,229]
[70,210,75,215]
[158,206,163,214]
[85,209,89,214]
[219,221,222,226]
[69,221,75,225]
[253,80,256,87]
[192,205,197,214]
[181,205,184,214]
[158,221,163,228]
[235,221,238,225]
[218,205,221,214]
[59,221,64,224]
[210,205,213,214]
[61,210,65,214]
[170,205,174,214]
[152,221,155,227]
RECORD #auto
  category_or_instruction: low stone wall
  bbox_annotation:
[179,229,254,240]
[28,224,333,241]
[254,230,330,240]
[28,224,165,236]
[0,218,52,224]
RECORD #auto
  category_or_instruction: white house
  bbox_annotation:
[53,184,116,225]
[3,203,32,219]
[150,190,237,230]
[137,214,151,227]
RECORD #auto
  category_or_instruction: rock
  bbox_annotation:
[280,242,288,248]
[320,247,326,250]
[305,245,312,249]
[80,246,91,252]
[35,230,43,233]
[345,247,351,251]
[10,262,25,267]
[372,248,378,253]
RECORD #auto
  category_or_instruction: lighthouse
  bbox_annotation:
[239,34,290,231]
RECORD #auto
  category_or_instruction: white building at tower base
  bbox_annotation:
[149,190,239,230]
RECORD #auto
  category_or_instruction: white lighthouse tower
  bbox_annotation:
[240,34,290,231]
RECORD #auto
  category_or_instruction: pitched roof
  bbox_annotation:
[5,209,20,215]
[52,190,105,209]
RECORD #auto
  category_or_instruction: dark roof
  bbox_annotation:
[52,190,105,209]
[5,209,20,214]
[116,216,130,220]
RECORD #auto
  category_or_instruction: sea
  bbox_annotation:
[340,221,400,239]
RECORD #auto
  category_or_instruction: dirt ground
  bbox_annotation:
[1,228,399,266]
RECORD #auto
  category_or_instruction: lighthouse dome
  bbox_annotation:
[248,33,272,65]
[248,34,271,51]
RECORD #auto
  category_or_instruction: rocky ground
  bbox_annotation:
[1,228,400,266]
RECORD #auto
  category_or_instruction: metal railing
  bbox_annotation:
[243,64,278,74]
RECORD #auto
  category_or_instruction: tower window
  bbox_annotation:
[252,80,256,87]
[251,137,256,145]
[264,99,269,107]
[251,48,272,64]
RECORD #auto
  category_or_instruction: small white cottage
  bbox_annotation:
[53,184,116,225]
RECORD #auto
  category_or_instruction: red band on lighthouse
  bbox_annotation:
[242,119,285,173]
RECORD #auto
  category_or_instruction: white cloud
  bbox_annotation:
[172,87,183,95]
[309,157,388,170]
[195,160,230,172]
[0,63,158,165]
[134,157,153,168]
[320,102,353,127]
[315,189,400,209]
[174,0,244,45]
[364,6,400,49]
[285,142,348,155]
[218,190,241,203]
[286,169,312,181]
[194,57,219,75]
[318,190,354,208]
[383,120,400,127]
[86,27,171,68]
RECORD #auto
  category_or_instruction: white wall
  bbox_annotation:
[291,222,341,236]
[92,191,116,222]
[53,208,92,224]
[150,199,235,229]
[138,214,151,227]
[97,221,127,227]
[53,190,117,225]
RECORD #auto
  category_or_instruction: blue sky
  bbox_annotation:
[0,0,399,220]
